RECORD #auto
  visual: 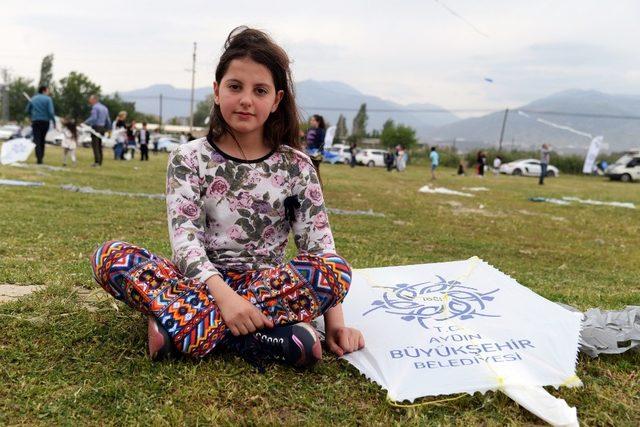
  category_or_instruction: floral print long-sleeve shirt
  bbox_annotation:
[166,137,335,284]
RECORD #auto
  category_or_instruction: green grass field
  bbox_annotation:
[1,145,638,426]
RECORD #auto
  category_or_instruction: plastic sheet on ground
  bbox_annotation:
[0,179,44,187]
[326,207,385,217]
[419,185,474,197]
[530,196,635,209]
[558,303,640,357]
[529,197,571,205]
[1,138,35,165]
[60,184,165,200]
[562,197,635,209]
[462,186,490,192]
[319,258,582,426]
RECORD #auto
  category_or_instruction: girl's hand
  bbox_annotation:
[206,276,274,336]
[216,292,274,336]
[326,326,365,356]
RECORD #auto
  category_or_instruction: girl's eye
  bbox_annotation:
[228,84,241,91]
[256,87,269,96]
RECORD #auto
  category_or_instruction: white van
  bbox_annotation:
[605,149,640,182]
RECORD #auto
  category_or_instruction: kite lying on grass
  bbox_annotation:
[0,138,35,165]
[320,258,582,426]
[418,185,474,197]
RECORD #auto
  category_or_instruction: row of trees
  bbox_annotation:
[1,54,156,124]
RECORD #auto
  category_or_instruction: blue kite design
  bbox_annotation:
[363,276,499,329]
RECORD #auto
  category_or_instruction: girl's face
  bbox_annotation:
[214,57,283,140]
[309,117,318,128]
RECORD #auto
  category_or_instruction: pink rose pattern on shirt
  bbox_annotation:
[166,138,335,284]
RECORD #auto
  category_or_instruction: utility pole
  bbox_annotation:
[498,108,509,152]
[1,68,9,122]
[188,42,197,132]
[159,93,163,132]
[452,137,457,153]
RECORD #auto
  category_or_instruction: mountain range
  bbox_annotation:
[119,82,640,153]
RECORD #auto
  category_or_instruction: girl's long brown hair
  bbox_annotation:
[207,26,301,150]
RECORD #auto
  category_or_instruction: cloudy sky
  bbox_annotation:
[2,0,639,111]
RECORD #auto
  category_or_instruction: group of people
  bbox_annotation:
[25,90,156,167]
[111,111,152,162]
[384,145,408,172]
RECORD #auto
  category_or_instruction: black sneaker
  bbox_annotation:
[232,323,322,370]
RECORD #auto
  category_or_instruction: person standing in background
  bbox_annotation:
[137,122,150,161]
[396,145,407,172]
[384,147,395,172]
[429,146,439,180]
[61,119,78,167]
[305,114,326,179]
[539,144,551,185]
[476,150,486,177]
[112,111,127,160]
[26,85,56,165]
[126,120,137,160]
[84,95,111,167]
[349,141,357,168]
[493,155,502,176]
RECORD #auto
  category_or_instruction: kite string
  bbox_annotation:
[386,393,467,408]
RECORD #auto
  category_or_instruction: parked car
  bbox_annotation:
[499,159,560,177]
[324,144,353,164]
[0,124,22,140]
[605,149,640,182]
[157,136,181,152]
[356,148,387,167]
[45,128,64,145]
[77,130,94,148]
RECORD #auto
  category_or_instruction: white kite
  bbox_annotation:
[419,185,474,197]
[1,138,36,165]
[329,258,582,426]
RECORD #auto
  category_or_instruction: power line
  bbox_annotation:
[433,0,489,38]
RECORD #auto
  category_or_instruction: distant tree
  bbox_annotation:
[351,103,368,142]
[394,124,418,149]
[193,94,214,127]
[52,72,101,120]
[6,77,35,122]
[380,118,418,149]
[380,119,395,146]
[38,54,54,89]
[369,129,381,138]
[335,114,348,141]
[102,92,136,121]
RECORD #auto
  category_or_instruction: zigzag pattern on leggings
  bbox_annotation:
[92,241,353,358]
[290,253,352,311]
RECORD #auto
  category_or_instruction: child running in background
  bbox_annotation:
[61,119,78,167]
[91,27,364,369]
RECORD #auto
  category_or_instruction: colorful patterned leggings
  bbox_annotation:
[91,241,352,358]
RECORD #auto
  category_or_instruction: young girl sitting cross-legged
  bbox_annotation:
[91,26,364,368]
